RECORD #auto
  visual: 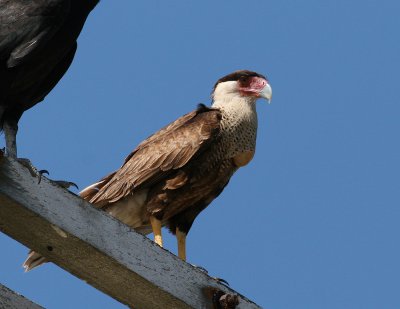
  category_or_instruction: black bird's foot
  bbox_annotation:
[38,172,79,189]
[15,158,78,189]
[37,170,49,184]
[53,181,79,190]
[16,158,50,185]
[16,158,43,179]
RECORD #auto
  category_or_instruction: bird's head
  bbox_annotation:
[212,70,272,103]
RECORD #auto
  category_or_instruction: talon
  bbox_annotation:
[214,277,230,286]
[54,181,79,190]
[191,264,208,274]
[69,182,79,190]
[38,170,49,184]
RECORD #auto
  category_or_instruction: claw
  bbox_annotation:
[15,158,49,184]
[214,278,230,286]
[53,181,79,190]
[38,170,49,184]
[191,264,209,274]
[12,158,77,189]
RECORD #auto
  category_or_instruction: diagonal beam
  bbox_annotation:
[0,154,261,309]
[0,283,44,309]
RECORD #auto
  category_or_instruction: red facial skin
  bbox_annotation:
[238,76,268,97]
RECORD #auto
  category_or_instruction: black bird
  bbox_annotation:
[0,0,99,158]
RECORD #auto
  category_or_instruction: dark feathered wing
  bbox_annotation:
[24,106,228,271]
[0,0,71,67]
[86,105,222,207]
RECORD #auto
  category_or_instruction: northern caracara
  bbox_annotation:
[23,70,272,270]
[0,0,98,158]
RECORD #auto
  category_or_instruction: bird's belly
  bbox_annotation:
[105,189,149,233]
[233,151,254,167]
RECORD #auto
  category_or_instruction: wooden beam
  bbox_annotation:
[0,283,43,309]
[0,154,261,309]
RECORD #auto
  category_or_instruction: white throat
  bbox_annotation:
[211,81,258,120]
[211,81,259,158]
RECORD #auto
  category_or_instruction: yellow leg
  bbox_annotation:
[150,216,163,247]
[176,228,187,261]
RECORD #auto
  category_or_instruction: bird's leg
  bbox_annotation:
[17,158,45,178]
[2,119,43,179]
[3,119,18,158]
[176,227,187,261]
[1,115,77,189]
[150,216,163,247]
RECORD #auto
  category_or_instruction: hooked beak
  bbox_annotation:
[259,83,272,103]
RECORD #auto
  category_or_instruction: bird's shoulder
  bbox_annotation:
[125,104,222,162]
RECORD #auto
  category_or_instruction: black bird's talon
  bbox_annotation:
[68,182,79,190]
[16,158,52,184]
[38,170,49,184]
[54,181,79,190]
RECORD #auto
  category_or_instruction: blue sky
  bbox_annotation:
[2,0,400,308]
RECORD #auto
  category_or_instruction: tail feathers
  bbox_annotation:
[23,250,47,272]
[79,181,102,200]
[79,171,116,203]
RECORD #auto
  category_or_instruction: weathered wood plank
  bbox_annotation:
[0,283,44,309]
[0,155,261,309]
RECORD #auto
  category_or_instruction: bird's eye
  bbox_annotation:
[239,76,251,87]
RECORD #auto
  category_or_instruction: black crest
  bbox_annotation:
[212,70,267,92]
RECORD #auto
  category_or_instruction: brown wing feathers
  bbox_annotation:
[86,106,222,207]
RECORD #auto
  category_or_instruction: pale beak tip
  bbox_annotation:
[260,83,272,102]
